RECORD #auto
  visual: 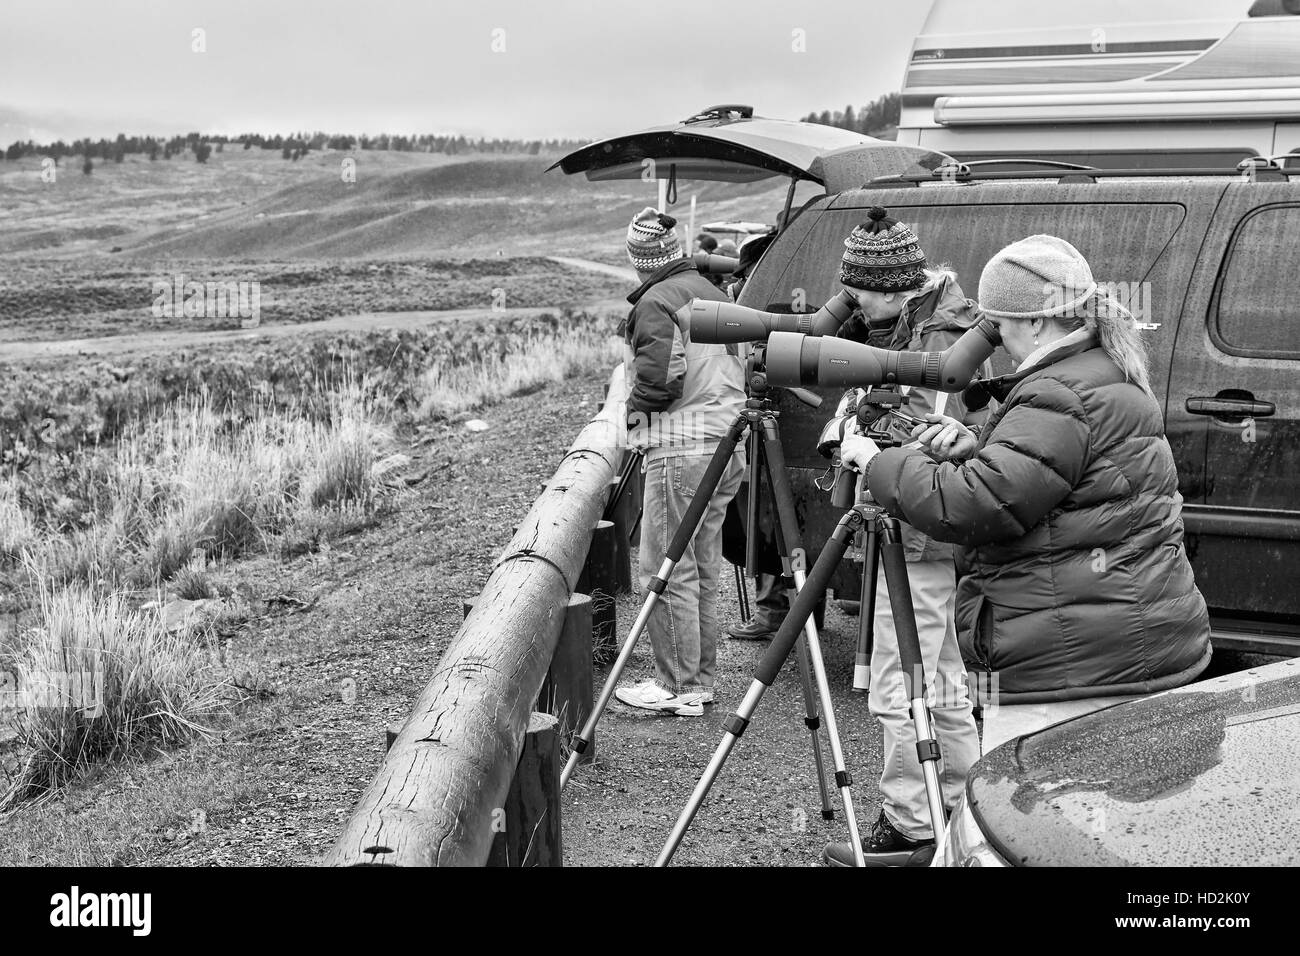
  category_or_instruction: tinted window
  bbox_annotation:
[1214,205,1300,358]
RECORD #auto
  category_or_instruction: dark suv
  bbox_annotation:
[736,169,1300,653]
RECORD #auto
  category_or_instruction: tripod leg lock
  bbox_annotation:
[803,716,821,731]
[570,736,591,755]
[648,577,667,596]
[722,713,750,737]
[834,770,853,788]
[915,739,942,763]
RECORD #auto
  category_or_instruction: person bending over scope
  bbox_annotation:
[816,207,991,867]
[828,234,1212,864]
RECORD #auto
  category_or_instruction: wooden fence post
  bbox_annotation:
[538,593,593,762]
[486,712,562,867]
[579,519,619,664]
[608,475,636,594]
[326,365,624,867]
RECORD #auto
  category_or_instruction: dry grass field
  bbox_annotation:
[0,146,826,865]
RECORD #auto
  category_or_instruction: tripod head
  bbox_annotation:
[824,390,917,509]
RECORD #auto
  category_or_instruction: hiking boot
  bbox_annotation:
[728,602,827,640]
[727,618,777,641]
[823,810,935,867]
[614,680,704,716]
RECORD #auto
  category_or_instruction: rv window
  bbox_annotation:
[1213,205,1300,359]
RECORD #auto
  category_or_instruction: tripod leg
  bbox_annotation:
[852,527,878,694]
[792,631,834,820]
[560,415,747,790]
[760,416,862,852]
[734,563,751,623]
[656,511,864,867]
[744,425,761,576]
[877,523,947,840]
[605,450,643,522]
[764,457,834,821]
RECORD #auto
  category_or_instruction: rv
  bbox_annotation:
[896,0,1300,168]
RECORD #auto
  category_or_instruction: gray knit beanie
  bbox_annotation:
[978,235,1097,319]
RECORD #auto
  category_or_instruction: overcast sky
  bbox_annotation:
[0,0,937,142]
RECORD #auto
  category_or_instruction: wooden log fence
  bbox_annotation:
[327,364,633,867]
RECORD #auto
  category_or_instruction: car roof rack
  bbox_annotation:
[867,156,1299,187]
[681,104,755,124]
[936,158,1098,174]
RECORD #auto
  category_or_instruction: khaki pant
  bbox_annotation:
[867,558,981,841]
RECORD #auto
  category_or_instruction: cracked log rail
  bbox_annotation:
[325,365,626,866]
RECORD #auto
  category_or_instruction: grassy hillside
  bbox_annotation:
[1,149,797,262]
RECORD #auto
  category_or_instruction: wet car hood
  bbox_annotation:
[969,658,1300,866]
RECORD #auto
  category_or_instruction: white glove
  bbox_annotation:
[839,433,882,473]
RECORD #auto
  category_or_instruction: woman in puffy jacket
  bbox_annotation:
[840,234,1212,756]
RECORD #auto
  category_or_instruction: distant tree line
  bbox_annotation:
[801,92,901,136]
[2,130,589,164]
[4,98,901,169]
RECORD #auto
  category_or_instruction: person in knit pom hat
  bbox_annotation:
[613,206,746,717]
[839,206,929,293]
[626,206,683,272]
[815,206,989,867]
[835,233,1210,847]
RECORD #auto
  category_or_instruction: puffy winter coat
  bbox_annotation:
[864,336,1212,703]
[623,259,745,459]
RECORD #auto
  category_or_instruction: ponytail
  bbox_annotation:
[1060,289,1152,395]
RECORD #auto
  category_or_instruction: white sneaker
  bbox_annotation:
[687,689,715,706]
[614,680,704,716]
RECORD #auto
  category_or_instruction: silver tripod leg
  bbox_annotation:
[792,630,834,820]
[912,698,948,839]
[793,568,865,866]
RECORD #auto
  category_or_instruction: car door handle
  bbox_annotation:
[1185,397,1275,417]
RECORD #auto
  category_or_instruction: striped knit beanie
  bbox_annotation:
[839,206,927,293]
[626,206,682,272]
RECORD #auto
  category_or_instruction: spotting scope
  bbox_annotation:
[691,252,740,275]
[765,317,1002,392]
[685,290,859,344]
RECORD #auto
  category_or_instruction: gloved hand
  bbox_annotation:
[840,433,882,473]
[816,388,865,459]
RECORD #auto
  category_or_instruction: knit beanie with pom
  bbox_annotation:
[839,206,927,293]
[627,206,683,272]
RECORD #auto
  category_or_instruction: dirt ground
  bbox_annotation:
[562,589,885,867]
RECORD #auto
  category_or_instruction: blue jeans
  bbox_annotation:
[640,448,745,694]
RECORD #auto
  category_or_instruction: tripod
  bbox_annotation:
[560,349,862,854]
[656,456,948,867]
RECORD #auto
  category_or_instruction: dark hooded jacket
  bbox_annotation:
[623,260,745,458]
[863,335,1212,703]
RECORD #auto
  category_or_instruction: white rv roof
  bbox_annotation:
[920,0,1253,36]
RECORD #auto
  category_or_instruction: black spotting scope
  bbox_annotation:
[765,317,1002,392]
[685,289,859,344]
[691,252,740,275]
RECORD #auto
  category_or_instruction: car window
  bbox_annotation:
[1213,204,1300,359]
